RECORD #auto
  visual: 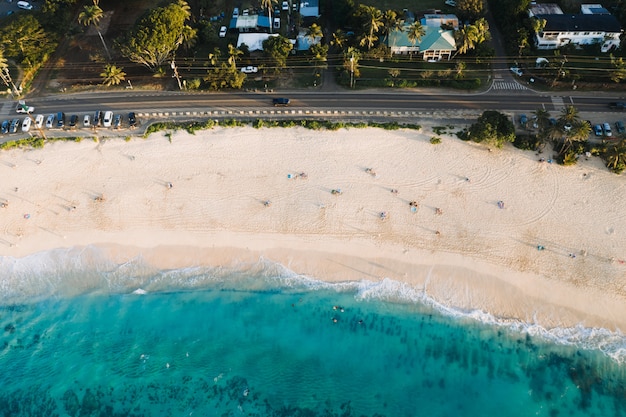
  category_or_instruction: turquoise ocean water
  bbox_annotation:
[1,246,626,417]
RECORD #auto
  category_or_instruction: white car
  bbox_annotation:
[510,66,523,76]
[273,17,280,29]
[241,66,259,74]
[34,114,44,129]
[219,26,227,37]
[103,111,113,127]
[45,114,55,129]
[17,1,33,10]
[444,0,456,6]
[21,117,31,132]
[16,100,34,114]
[83,114,91,127]
[282,1,289,11]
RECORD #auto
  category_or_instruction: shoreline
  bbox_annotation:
[1,125,625,331]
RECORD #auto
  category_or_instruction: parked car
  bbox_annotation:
[17,1,33,10]
[16,100,34,114]
[241,66,258,74]
[103,111,113,127]
[510,66,523,76]
[34,114,44,129]
[272,97,290,106]
[273,17,280,29]
[603,122,612,137]
[1,120,9,134]
[594,124,603,136]
[519,114,528,127]
[93,111,102,127]
[232,7,239,17]
[45,114,55,129]
[9,119,20,133]
[444,0,457,6]
[56,112,65,128]
[128,112,137,128]
[69,114,78,128]
[83,114,91,127]
[21,117,31,132]
[616,120,625,134]
[219,26,227,37]
[282,1,289,10]
[113,114,122,129]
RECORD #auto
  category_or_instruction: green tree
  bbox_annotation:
[204,63,246,90]
[309,43,328,69]
[261,0,278,34]
[117,1,195,71]
[306,23,324,42]
[356,5,383,50]
[343,46,361,86]
[227,44,243,66]
[457,0,484,20]
[78,0,110,60]
[468,110,515,148]
[610,55,626,83]
[454,61,466,79]
[0,15,57,69]
[100,64,126,86]
[262,35,293,72]
[603,138,626,174]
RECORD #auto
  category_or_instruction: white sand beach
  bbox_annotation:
[1,124,625,330]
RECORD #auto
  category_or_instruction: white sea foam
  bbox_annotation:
[1,248,625,363]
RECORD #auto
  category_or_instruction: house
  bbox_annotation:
[386,25,456,60]
[229,14,271,33]
[296,29,321,51]
[534,14,622,52]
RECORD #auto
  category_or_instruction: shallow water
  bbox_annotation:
[1,247,625,417]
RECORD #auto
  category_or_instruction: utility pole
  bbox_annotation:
[171,60,183,90]
[350,54,354,89]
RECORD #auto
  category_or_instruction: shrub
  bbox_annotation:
[430,136,441,144]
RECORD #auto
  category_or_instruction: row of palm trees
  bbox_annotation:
[530,105,626,173]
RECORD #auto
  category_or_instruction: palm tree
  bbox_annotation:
[603,138,626,173]
[407,21,425,46]
[453,26,476,57]
[357,5,383,50]
[533,108,551,131]
[331,30,349,50]
[78,0,111,60]
[177,0,191,18]
[306,23,323,43]
[471,18,491,44]
[100,64,126,86]
[261,0,278,34]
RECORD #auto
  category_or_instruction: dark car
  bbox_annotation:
[609,102,626,110]
[594,124,603,136]
[616,121,625,134]
[113,114,122,129]
[93,111,102,127]
[1,120,8,134]
[519,114,528,127]
[56,112,66,128]
[69,115,78,128]
[128,112,137,128]
[272,97,290,107]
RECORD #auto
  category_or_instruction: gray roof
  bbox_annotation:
[538,14,622,33]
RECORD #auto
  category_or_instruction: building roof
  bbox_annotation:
[299,0,319,17]
[421,14,459,29]
[237,33,278,51]
[538,14,622,33]
[528,3,563,17]
[580,4,610,14]
[386,26,456,51]
[229,15,270,30]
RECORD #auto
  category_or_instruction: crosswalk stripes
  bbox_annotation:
[550,96,565,110]
[491,80,528,91]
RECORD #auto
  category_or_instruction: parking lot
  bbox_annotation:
[0,0,35,18]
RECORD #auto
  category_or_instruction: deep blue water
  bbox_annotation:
[1,247,626,417]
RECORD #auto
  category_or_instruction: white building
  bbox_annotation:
[534,13,622,52]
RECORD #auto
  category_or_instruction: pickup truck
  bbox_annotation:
[16,100,35,114]
[609,102,626,110]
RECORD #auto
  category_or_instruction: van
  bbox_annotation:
[17,1,33,10]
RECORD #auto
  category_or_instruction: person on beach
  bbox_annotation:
[167,182,173,189]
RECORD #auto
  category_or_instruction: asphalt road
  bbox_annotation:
[9,90,622,117]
